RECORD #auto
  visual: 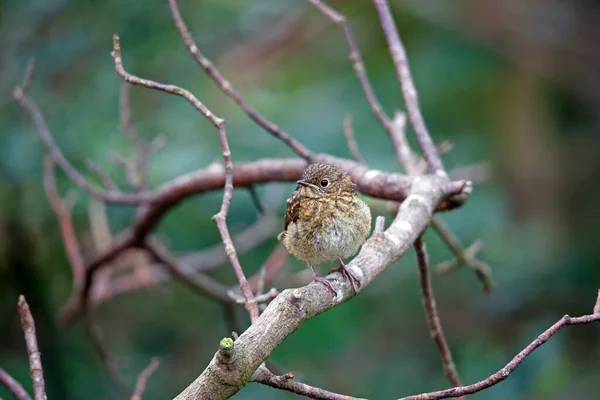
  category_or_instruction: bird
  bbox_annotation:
[278,163,372,295]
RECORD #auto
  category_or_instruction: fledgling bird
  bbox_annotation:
[278,163,372,294]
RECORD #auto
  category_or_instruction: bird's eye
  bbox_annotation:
[320,179,329,187]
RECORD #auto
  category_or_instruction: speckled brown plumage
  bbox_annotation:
[278,163,372,294]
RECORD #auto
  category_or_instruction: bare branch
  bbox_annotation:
[399,310,600,399]
[373,0,446,175]
[21,57,36,93]
[13,84,152,204]
[131,358,160,400]
[430,217,494,292]
[119,84,152,191]
[146,242,232,303]
[85,315,129,393]
[252,365,365,400]
[174,175,455,399]
[17,296,47,400]
[594,289,600,315]
[60,155,467,325]
[112,34,223,128]
[85,159,118,192]
[0,368,32,400]
[307,0,392,134]
[43,156,86,292]
[343,113,366,164]
[167,0,312,160]
[414,238,463,393]
[210,107,259,322]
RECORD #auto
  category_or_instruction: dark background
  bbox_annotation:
[1,0,599,399]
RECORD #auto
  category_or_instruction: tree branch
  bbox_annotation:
[307,0,392,134]
[17,296,47,400]
[430,218,494,292]
[373,0,445,176]
[398,307,600,399]
[167,0,312,160]
[414,238,463,394]
[174,175,455,399]
[252,365,365,400]
[13,86,153,204]
[0,368,32,400]
[342,113,366,164]
[131,358,160,400]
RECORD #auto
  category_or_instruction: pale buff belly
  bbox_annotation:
[282,202,371,265]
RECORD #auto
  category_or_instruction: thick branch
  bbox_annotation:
[414,238,463,393]
[174,175,452,399]
[17,296,47,400]
[62,155,468,325]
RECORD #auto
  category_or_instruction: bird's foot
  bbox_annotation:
[310,265,337,296]
[330,259,360,294]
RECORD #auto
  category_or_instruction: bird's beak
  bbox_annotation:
[296,180,318,190]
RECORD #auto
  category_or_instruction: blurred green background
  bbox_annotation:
[1,0,599,399]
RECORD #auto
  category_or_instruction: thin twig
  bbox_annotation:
[307,0,392,134]
[342,113,366,164]
[146,242,232,303]
[373,0,445,175]
[168,0,312,160]
[43,156,86,292]
[85,315,129,393]
[119,84,151,191]
[17,296,47,400]
[131,358,160,400]
[414,238,463,393]
[0,368,32,400]
[21,57,36,93]
[112,33,259,320]
[210,117,260,323]
[13,85,152,204]
[252,366,365,400]
[431,218,495,292]
[247,186,265,215]
[399,310,600,399]
[85,159,119,191]
[112,35,223,129]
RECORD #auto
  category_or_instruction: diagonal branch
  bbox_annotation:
[430,218,494,292]
[414,238,463,394]
[398,306,600,399]
[373,0,445,175]
[111,33,259,322]
[13,83,152,205]
[210,110,260,322]
[168,0,312,160]
[252,365,365,400]
[0,368,32,400]
[174,175,457,399]
[130,358,160,400]
[17,296,47,400]
[307,0,392,134]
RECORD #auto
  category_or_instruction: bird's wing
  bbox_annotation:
[284,190,301,231]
